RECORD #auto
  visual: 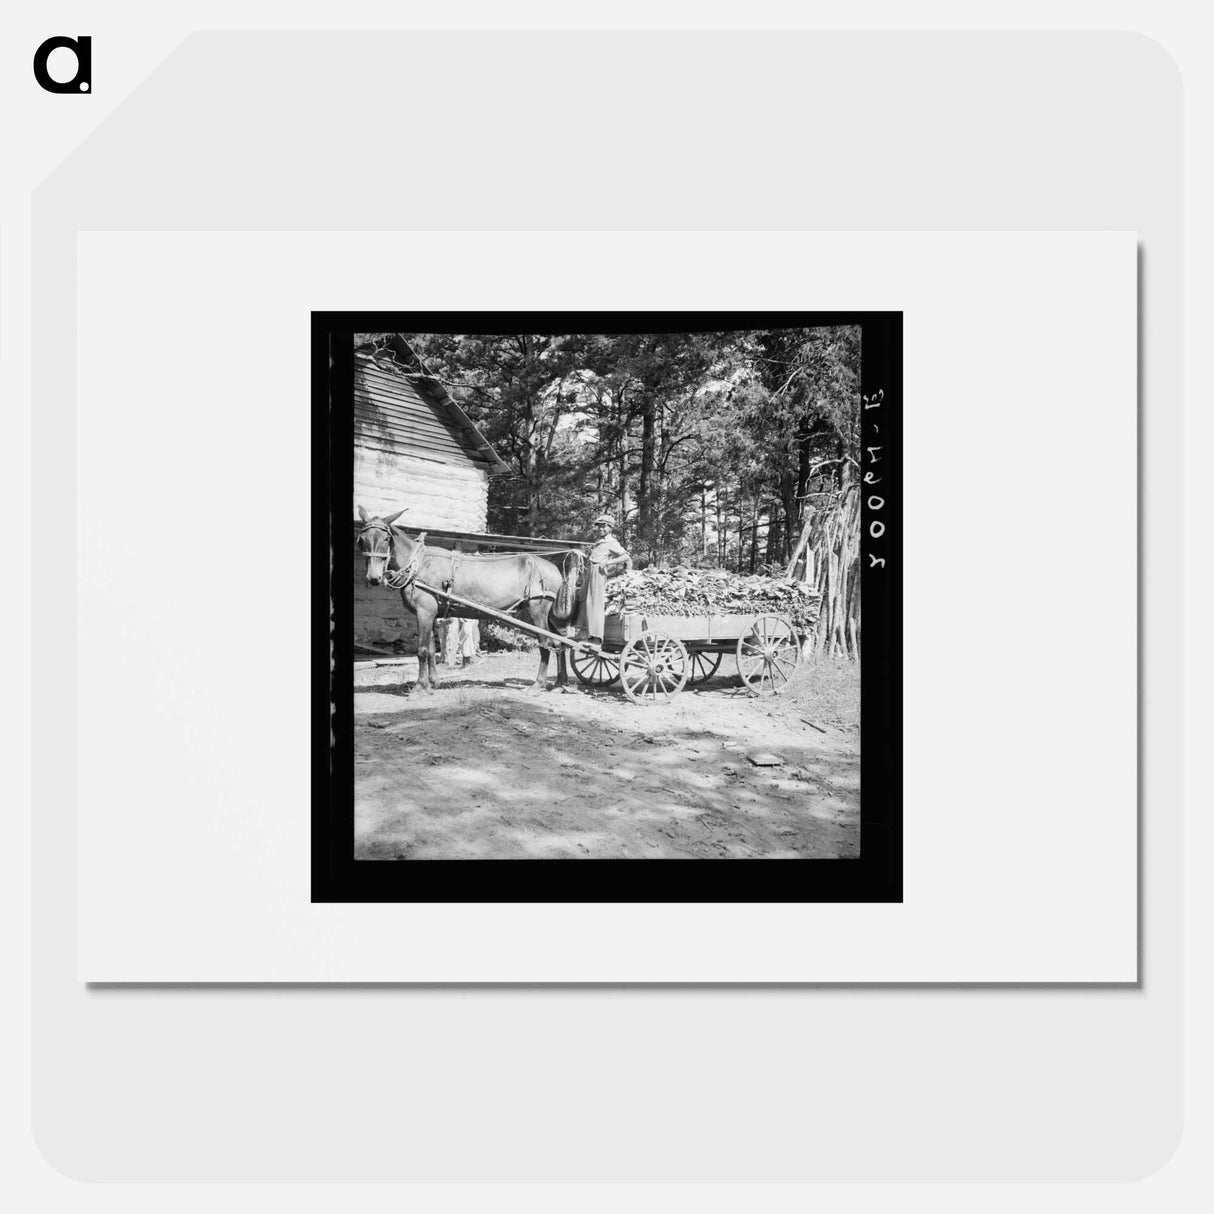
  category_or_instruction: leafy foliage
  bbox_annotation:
[394,328,861,575]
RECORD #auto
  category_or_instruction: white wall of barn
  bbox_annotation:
[353,449,490,645]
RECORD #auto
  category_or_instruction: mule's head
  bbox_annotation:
[356,504,404,585]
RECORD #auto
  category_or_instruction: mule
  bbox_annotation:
[357,506,582,693]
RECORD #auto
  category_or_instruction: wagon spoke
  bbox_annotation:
[623,661,649,684]
[571,647,620,687]
[617,631,688,704]
[685,649,722,686]
[734,616,801,694]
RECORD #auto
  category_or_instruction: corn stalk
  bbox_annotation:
[808,484,862,660]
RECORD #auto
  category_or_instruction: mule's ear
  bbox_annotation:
[357,504,369,522]
[383,509,405,525]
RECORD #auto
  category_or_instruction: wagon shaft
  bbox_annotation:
[411,578,595,654]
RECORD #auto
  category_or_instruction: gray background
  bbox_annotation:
[32,32,1180,1180]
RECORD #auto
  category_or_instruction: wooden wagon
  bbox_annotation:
[400,577,802,706]
[569,610,802,704]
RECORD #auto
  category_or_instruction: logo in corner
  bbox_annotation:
[33,36,91,94]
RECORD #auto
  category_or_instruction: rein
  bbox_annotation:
[358,522,427,590]
[384,531,426,589]
[428,548,588,561]
[360,522,583,604]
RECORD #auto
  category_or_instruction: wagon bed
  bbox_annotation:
[604,612,760,647]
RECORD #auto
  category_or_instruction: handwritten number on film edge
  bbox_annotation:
[863,389,887,568]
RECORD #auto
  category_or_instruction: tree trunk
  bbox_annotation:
[526,461,540,537]
[796,411,813,512]
[765,510,782,567]
[778,475,798,564]
[617,392,629,546]
[522,392,537,536]
[654,399,668,566]
[638,394,656,561]
[715,489,724,566]
[749,496,759,573]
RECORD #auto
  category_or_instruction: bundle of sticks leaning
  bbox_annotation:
[604,566,822,632]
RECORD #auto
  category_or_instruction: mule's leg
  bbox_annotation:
[533,646,552,692]
[414,599,438,692]
[398,590,420,687]
[526,600,553,691]
[550,601,570,690]
[549,601,573,690]
[428,628,441,686]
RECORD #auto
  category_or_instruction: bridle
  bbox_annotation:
[358,522,427,590]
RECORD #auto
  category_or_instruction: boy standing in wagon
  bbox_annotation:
[580,513,632,648]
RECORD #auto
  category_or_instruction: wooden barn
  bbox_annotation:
[353,335,509,646]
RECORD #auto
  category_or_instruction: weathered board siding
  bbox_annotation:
[354,448,489,534]
[352,351,493,645]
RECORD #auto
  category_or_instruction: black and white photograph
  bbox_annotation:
[315,313,901,902]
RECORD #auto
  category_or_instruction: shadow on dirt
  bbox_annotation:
[360,671,758,703]
[354,691,860,861]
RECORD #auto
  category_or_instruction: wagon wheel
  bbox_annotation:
[736,615,800,695]
[619,632,690,705]
[684,649,723,686]
[569,647,620,687]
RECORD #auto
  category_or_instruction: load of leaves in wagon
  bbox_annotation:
[605,566,822,633]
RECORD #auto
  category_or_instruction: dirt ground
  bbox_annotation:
[354,648,860,860]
